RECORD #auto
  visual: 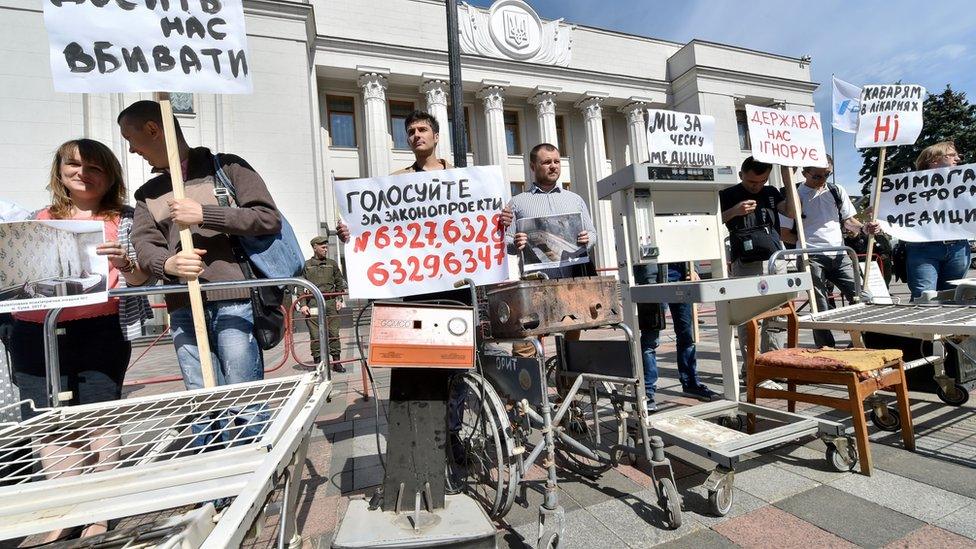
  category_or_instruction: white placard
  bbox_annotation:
[855,84,925,149]
[336,166,511,299]
[861,261,892,305]
[646,109,715,166]
[746,105,828,168]
[876,162,976,243]
[0,221,109,314]
[42,0,252,93]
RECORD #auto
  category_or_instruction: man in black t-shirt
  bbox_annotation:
[720,157,795,377]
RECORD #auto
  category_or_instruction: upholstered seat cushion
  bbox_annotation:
[755,348,902,379]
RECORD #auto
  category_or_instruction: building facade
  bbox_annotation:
[0,0,817,269]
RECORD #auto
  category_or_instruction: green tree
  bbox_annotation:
[859,85,976,196]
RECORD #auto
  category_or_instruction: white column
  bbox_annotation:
[358,72,391,176]
[619,101,648,164]
[477,85,508,171]
[576,95,610,268]
[529,91,559,149]
[421,78,452,161]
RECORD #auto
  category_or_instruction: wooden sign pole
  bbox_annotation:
[781,165,818,313]
[862,147,887,289]
[689,261,700,343]
[158,92,217,388]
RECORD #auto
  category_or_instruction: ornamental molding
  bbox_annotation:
[477,86,506,112]
[459,0,574,67]
[618,101,647,124]
[421,80,449,107]
[358,72,388,101]
[575,96,604,121]
[529,92,557,116]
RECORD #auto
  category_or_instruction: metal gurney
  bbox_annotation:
[0,278,334,548]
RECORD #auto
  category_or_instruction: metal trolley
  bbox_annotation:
[0,279,334,548]
[447,276,682,549]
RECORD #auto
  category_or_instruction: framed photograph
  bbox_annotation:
[516,213,588,272]
[0,220,108,314]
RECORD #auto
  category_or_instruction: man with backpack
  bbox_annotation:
[720,157,795,383]
[120,100,283,392]
[786,155,879,347]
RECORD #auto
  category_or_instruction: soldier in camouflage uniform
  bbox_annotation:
[300,236,347,373]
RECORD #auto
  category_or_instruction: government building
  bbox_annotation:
[1,0,818,269]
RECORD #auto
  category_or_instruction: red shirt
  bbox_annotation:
[14,208,121,323]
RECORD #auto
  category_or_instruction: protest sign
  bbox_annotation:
[746,105,828,168]
[855,84,925,149]
[876,163,976,243]
[517,213,587,272]
[832,76,862,134]
[336,166,511,299]
[646,109,715,166]
[860,261,892,305]
[0,221,108,314]
[42,0,252,93]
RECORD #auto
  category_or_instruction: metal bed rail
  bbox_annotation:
[43,278,332,407]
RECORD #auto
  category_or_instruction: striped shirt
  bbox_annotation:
[117,208,155,340]
[506,183,597,278]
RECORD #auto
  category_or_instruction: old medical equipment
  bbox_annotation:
[599,163,853,516]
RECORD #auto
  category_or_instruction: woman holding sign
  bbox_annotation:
[9,138,152,542]
[905,142,968,299]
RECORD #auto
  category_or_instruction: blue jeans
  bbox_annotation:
[634,264,705,401]
[906,240,971,300]
[170,300,267,447]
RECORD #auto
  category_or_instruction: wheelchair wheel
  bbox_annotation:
[448,373,520,519]
[554,381,624,477]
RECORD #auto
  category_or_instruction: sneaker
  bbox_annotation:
[683,385,720,402]
[645,398,658,413]
[757,379,784,391]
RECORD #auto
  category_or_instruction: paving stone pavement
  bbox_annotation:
[31,280,975,548]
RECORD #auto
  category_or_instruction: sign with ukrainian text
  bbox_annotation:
[746,105,828,168]
[336,166,511,299]
[42,0,252,93]
[877,163,976,243]
[646,109,715,166]
[855,84,925,149]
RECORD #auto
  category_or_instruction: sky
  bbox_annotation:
[469,0,976,196]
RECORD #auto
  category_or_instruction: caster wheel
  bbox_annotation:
[538,531,559,549]
[707,483,734,516]
[869,408,901,432]
[657,478,682,530]
[717,415,743,431]
[937,383,971,406]
[826,441,858,472]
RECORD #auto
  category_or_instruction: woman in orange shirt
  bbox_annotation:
[9,138,152,542]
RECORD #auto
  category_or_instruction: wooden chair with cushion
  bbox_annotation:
[744,302,915,476]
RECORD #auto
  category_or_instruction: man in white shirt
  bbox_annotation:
[791,155,879,347]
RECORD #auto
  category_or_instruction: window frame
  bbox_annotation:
[326,94,358,149]
[736,109,752,151]
[388,100,416,151]
[504,109,522,156]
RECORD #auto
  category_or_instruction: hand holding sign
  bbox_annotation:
[856,83,926,287]
[336,166,511,299]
